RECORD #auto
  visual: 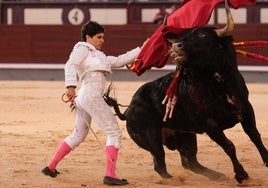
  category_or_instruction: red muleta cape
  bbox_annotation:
[129,0,256,76]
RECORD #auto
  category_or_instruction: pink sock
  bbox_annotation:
[105,146,118,178]
[47,141,72,172]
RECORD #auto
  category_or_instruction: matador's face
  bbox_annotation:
[86,33,104,50]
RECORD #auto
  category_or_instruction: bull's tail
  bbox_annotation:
[103,83,127,121]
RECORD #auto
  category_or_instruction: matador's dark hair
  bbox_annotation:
[81,21,104,42]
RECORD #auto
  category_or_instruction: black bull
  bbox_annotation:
[104,26,268,184]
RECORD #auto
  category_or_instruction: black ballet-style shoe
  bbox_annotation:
[103,176,129,186]
[41,167,60,178]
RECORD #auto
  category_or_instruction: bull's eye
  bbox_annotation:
[198,33,206,39]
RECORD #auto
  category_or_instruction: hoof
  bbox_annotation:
[234,172,249,184]
[160,172,173,179]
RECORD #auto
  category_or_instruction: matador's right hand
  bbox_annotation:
[63,86,76,103]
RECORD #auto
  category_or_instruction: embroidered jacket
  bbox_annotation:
[65,42,140,87]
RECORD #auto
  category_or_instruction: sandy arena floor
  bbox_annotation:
[0,80,268,188]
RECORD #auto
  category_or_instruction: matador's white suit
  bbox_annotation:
[64,42,141,149]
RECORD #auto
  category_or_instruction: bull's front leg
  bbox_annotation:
[205,119,249,183]
[241,102,268,166]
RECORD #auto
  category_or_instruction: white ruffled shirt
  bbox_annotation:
[65,42,140,87]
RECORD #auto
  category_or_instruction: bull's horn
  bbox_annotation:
[215,0,234,37]
[167,38,175,44]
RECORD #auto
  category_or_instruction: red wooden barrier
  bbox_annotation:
[0,24,268,66]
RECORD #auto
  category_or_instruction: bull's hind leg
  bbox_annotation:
[127,125,172,179]
[146,131,173,178]
[241,102,268,166]
[151,143,172,179]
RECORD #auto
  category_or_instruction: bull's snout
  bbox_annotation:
[170,42,186,63]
